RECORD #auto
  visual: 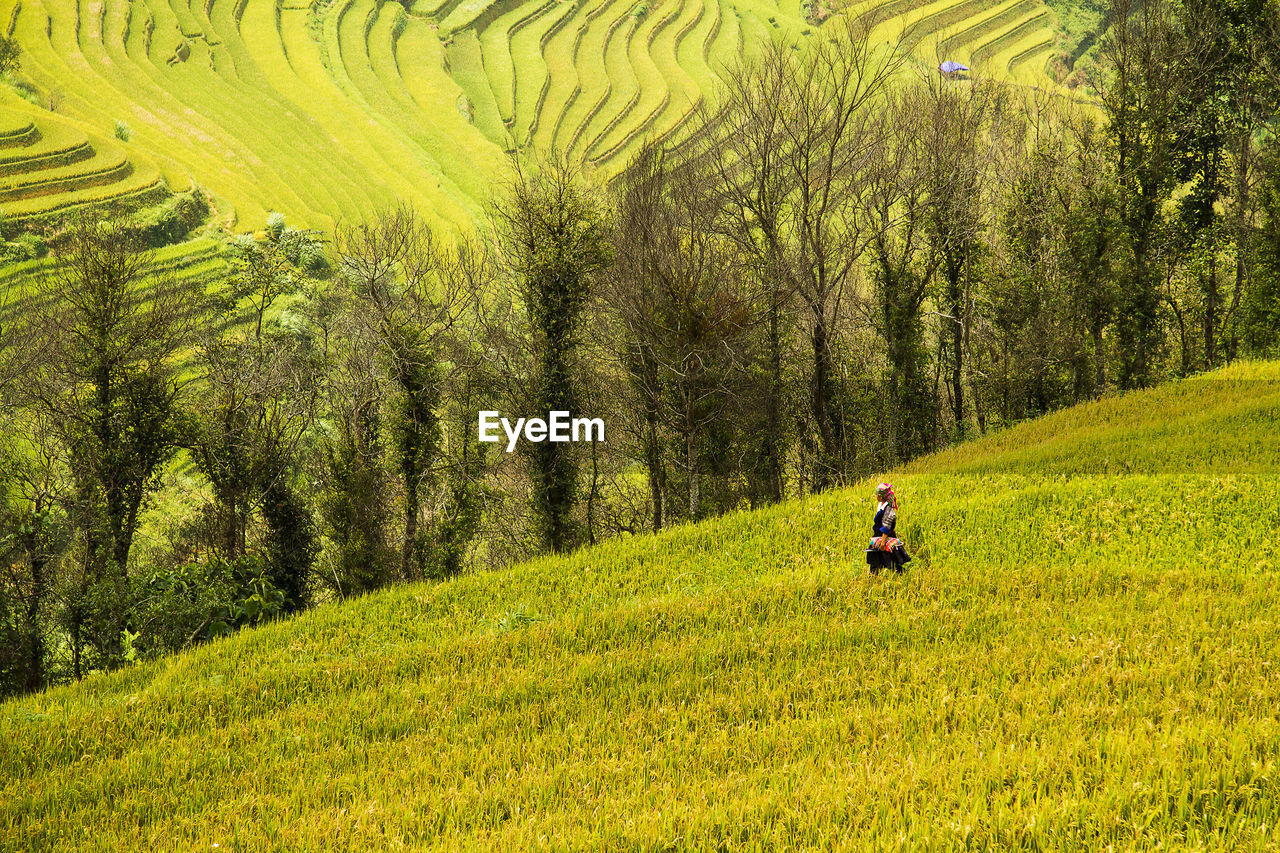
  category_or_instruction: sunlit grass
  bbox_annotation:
[4,362,1278,850]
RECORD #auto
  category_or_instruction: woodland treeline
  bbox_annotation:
[2,0,1279,696]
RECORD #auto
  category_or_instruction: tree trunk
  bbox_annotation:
[21,525,46,693]
[886,371,900,467]
[644,401,663,533]
[402,477,419,582]
[1092,320,1106,396]
[810,314,837,490]
[1228,128,1249,362]
[765,288,784,502]
[949,288,964,429]
[71,613,82,681]
[1203,256,1218,369]
[686,426,700,519]
[586,440,600,546]
[1169,293,1191,377]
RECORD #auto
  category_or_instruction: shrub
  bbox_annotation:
[316,436,397,598]
[0,232,48,262]
[0,36,19,77]
[5,78,42,108]
[114,119,131,141]
[127,557,286,658]
[128,189,211,248]
[296,242,331,275]
[266,211,287,240]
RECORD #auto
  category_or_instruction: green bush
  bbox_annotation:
[296,242,331,275]
[114,119,131,142]
[265,211,287,240]
[5,78,42,108]
[0,232,48,261]
[127,557,286,659]
[127,189,211,248]
[270,220,332,276]
[0,35,19,77]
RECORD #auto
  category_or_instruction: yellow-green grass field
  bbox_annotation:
[0,0,1060,234]
[4,361,1278,850]
[0,106,170,222]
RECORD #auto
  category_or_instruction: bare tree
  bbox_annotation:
[0,406,74,695]
[604,142,670,530]
[335,205,475,580]
[305,279,397,597]
[701,13,906,489]
[862,81,943,464]
[918,73,1013,435]
[607,141,754,521]
[491,156,613,554]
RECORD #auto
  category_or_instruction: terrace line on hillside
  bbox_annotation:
[0,0,1060,230]
[478,410,606,451]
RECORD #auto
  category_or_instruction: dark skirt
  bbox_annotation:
[866,543,912,574]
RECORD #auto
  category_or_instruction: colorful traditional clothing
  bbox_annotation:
[866,483,911,574]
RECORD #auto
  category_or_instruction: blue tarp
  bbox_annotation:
[939,60,970,73]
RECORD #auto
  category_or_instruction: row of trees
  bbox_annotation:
[2,0,1279,697]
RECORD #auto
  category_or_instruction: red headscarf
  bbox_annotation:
[875,482,897,510]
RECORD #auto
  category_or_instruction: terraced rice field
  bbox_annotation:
[0,0,1058,232]
[0,108,170,223]
[0,232,226,289]
[856,0,1056,80]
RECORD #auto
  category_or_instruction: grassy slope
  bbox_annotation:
[5,362,1279,850]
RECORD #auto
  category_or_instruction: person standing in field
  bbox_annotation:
[866,482,911,575]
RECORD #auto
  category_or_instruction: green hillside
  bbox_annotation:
[0,0,1060,231]
[4,361,1278,849]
